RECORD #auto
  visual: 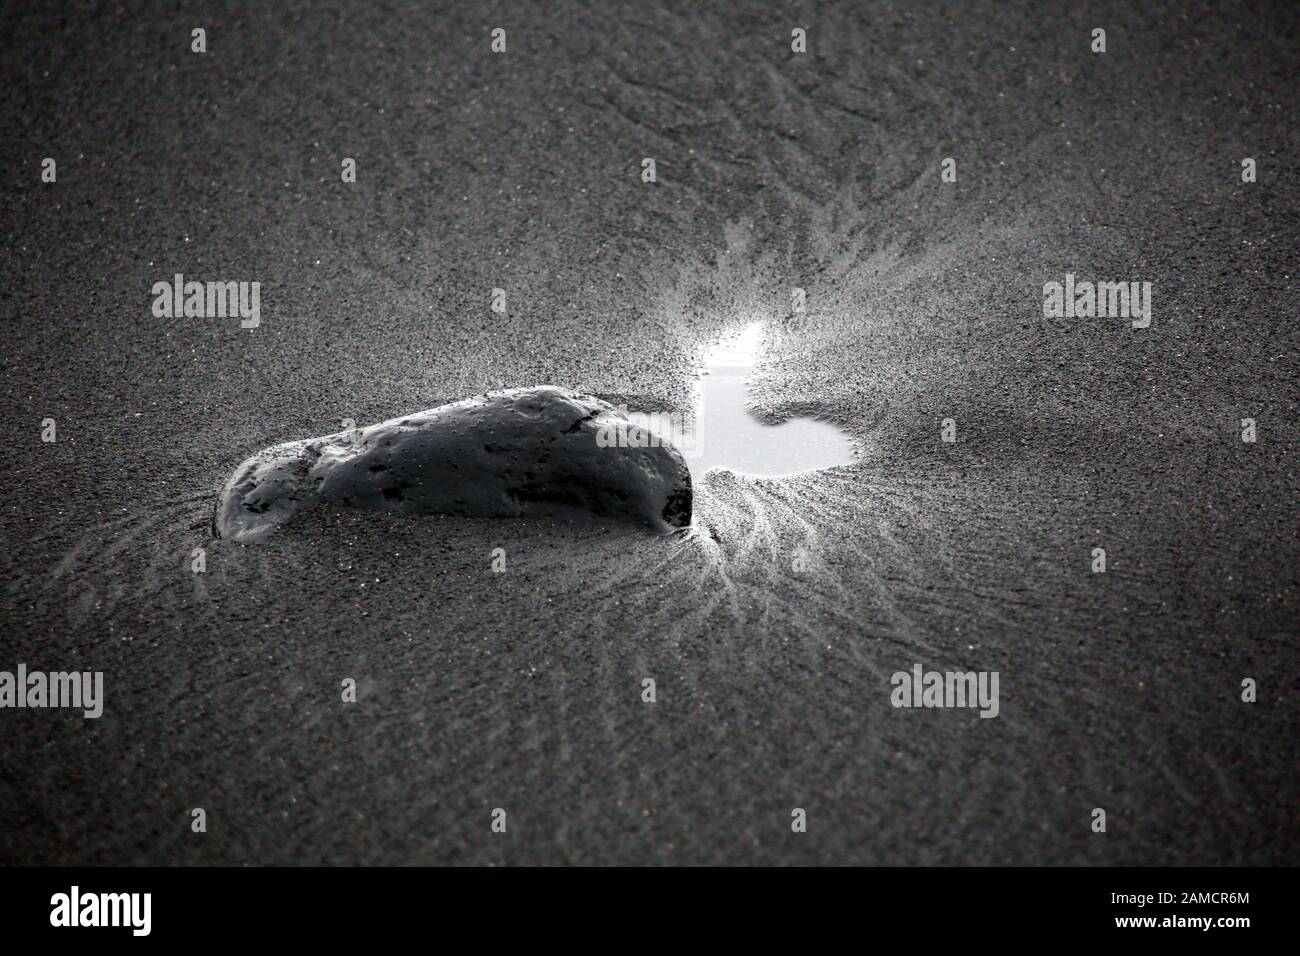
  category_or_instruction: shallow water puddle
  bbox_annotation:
[627,322,854,479]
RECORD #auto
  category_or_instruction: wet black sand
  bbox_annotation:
[1,1,1296,864]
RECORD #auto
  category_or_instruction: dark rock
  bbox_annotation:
[214,386,692,542]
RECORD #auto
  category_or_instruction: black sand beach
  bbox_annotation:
[1,0,1296,865]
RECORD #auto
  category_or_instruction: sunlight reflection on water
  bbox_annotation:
[627,322,854,479]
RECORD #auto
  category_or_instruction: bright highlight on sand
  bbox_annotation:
[628,322,855,479]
